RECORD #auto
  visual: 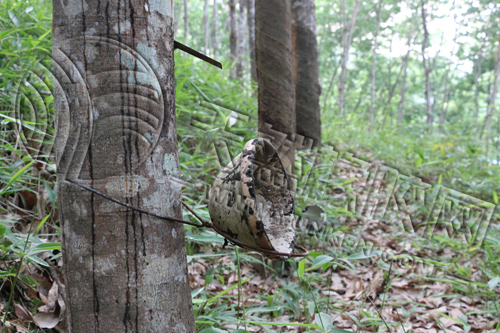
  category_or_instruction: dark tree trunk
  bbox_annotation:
[255,0,295,173]
[292,0,321,148]
[247,0,257,82]
[229,0,238,78]
[53,0,195,331]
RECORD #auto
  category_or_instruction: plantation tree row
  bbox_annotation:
[176,0,500,154]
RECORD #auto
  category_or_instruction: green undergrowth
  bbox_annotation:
[0,0,499,332]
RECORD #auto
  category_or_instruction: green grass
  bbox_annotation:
[0,0,500,332]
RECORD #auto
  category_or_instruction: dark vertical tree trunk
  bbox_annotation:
[292,0,321,148]
[255,0,295,173]
[184,0,189,42]
[338,0,361,116]
[247,0,257,82]
[213,0,219,58]
[229,0,238,78]
[53,0,195,331]
[369,0,383,130]
[204,0,210,54]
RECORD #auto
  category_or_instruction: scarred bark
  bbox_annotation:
[53,0,195,331]
[255,0,295,174]
[292,0,321,148]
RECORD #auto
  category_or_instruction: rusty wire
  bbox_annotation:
[66,178,309,259]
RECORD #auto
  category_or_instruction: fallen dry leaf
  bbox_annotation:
[14,304,34,322]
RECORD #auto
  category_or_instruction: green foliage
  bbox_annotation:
[1,0,500,332]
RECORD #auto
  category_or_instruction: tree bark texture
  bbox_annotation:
[338,0,361,116]
[53,0,195,331]
[247,0,257,82]
[255,0,295,173]
[292,0,321,148]
[369,0,383,130]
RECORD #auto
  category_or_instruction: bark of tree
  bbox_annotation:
[420,0,434,134]
[292,0,321,148]
[338,0,361,116]
[369,0,383,130]
[255,0,295,173]
[480,35,500,140]
[229,0,238,78]
[213,0,219,58]
[184,0,189,42]
[53,0,195,331]
[247,0,257,82]
[204,0,210,54]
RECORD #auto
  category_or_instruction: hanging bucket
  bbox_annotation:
[208,138,296,259]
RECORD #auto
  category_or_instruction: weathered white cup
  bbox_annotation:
[208,138,296,259]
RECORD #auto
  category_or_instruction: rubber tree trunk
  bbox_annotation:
[292,0,321,149]
[255,0,295,174]
[53,0,195,331]
[204,0,210,54]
